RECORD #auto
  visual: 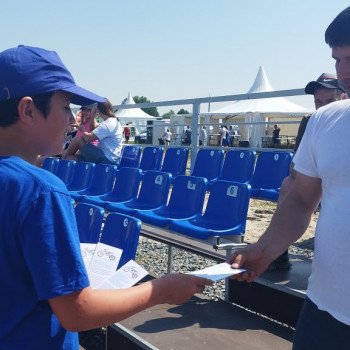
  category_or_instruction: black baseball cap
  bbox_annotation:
[305,73,345,94]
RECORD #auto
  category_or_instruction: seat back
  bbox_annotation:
[42,157,59,173]
[100,212,141,268]
[66,161,95,191]
[191,149,224,181]
[165,175,207,216]
[161,147,189,176]
[119,145,142,168]
[75,203,104,243]
[250,151,292,189]
[137,171,172,206]
[219,150,256,183]
[139,146,164,172]
[110,167,142,201]
[82,163,118,196]
[55,159,76,184]
[203,181,251,229]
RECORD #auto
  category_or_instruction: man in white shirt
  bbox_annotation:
[199,126,207,146]
[228,6,350,349]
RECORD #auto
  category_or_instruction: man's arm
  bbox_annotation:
[228,171,321,282]
[49,273,212,332]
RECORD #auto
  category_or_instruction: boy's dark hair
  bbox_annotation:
[0,92,54,127]
[325,6,350,47]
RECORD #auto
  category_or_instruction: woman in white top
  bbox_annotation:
[63,99,123,164]
[162,128,173,146]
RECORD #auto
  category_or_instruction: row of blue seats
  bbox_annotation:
[43,145,188,179]
[44,148,292,202]
[67,149,291,267]
[74,174,250,242]
[191,149,292,201]
[118,146,292,200]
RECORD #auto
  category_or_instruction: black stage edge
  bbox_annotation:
[228,279,304,328]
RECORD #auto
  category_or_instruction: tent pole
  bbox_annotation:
[190,101,200,173]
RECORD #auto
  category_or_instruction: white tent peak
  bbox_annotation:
[115,92,156,134]
[115,92,156,120]
[122,91,136,105]
[247,65,273,93]
[206,66,310,115]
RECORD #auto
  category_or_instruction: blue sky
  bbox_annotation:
[1,1,349,113]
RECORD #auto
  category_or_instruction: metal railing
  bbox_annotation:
[113,88,309,171]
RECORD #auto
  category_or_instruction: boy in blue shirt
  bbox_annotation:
[0,45,212,349]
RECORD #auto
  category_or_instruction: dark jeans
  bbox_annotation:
[78,143,119,165]
[293,296,350,350]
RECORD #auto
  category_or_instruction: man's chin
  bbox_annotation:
[340,79,350,95]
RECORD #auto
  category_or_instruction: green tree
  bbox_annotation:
[117,96,160,117]
[177,108,190,114]
[133,96,159,117]
[162,109,176,119]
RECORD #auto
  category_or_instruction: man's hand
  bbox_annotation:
[226,244,272,283]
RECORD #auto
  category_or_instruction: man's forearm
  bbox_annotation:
[258,195,313,260]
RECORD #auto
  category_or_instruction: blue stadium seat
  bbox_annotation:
[139,146,164,173]
[105,171,172,216]
[191,149,224,182]
[69,163,118,202]
[135,175,207,227]
[209,150,256,187]
[250,151,292,201]
[66,161,95,192]
[169,181,251,240]
[160,147,189,178]
[55,159,76,184]
[74,203,104,244]
[99,212,142,268]
[119,145,142,168]
[42,157,59,173]
[81,167,142,208]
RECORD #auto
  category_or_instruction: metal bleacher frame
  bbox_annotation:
[104,88,311,349]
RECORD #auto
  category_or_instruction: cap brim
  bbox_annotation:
[305,81,339,94]
[62,85,106,106]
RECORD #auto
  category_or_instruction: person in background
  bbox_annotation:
[228,7,350,349]
[63,98,123,165]
[76,104,99,146]
[162,128,173,146]
[183,125,192,145]
[0,45,212,349]
[123,122,131,143]
[272,124,281,145]
[199,125,207,146]
[228,125,236,147]
[219,125,229,146]
[269,72,347,270]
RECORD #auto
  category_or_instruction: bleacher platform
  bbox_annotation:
[44,145,312,349]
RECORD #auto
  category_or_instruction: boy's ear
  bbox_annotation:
[17,97,36,125]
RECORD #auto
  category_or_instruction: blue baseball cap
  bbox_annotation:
[0,45,105,106]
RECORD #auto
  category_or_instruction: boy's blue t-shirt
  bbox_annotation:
[0,157,90,349]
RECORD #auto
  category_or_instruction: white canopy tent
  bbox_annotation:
[202,66,312,147]
[114,91,157,134]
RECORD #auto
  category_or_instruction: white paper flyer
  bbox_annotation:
[88,242,123,288]
[187,262,245,281]
[96,260,148,290]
